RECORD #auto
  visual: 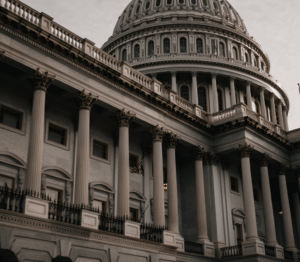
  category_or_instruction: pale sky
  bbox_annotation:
[22,0,300,130]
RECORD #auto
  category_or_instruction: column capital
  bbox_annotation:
[211,72,218,79]
[259,153,271,167]
[277,100,283,106]
[205,151,219,165]
[115,108,136,127]
[236,143,254,158]
[29,68,55,92]
[151,73,157,79]
[269,92,275,99]
[278,163,289,176]
[282,105,288,111]
[0,51,5,60]
[150,125,165,142]
[245,80,252,86]
[229,75,236,81]
[221,158,230,170]
[170,71,177,77]
[191,71,198,77]
[164,132,181,148]
[259,86,265,92]
[193,146,206,161]
[76,89,98,111]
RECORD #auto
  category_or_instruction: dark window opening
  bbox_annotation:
[148,40,154,56]
[180,37,187,53]
[217,89,223,111]
[136,5,140,13]
[0,105,23,130]
[230,176,239,193]
[48,123,67,146]
[198,87,207,111]
[122,49,127,61]
[236,224,243,245]
[196,38,203,53]
[129,154,139,169]
[164,38,170,54]
[181,86,189,101]
[156,0,161,6]
[219,42,225,57]
[130,208,139,221]
[233,47,238,60]
[134,44,140,58]
[93,140,108,160]
[145,1,150,9]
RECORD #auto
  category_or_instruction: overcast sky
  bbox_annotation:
[22,0,300,130]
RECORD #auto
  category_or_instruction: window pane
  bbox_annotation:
[203,0,208,6]
[218,89,223,110]
[211,39,217,55]
[134,44,140,58]
[93,140,108,159]
[48,123,67,145]
[191,0,196,4]
[148,41,154,56]
[130,154,139,168]
[233,48,237,60]
[46,187,63,204]
[164,38,170,54]
[136,5,140,13]
[146,1,150,9]
[180,38,187,53]
[230,177,239,192]
[93,199,106,213]
[0,106,23,130]
[196,38,203,53]
[181,86,189,101]
[179,0,184,4]
[219,42,225,57]
[198,87,207,111]
[122,49,127,61]
[167,0,172,4]
[156,0,161,6]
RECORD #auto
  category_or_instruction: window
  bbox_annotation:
[217,89,223,111]
[255,101,260,114]
[202,0,208,6]
[198,87,207,111]
[122,49,127,61]
[0,105,23,130]
[130,208,139,222]
[93,139,108,160]
[179,0,184,4]
[129,154,139,169]
[211,39,217,55]
[223,5,229,15]
[48,123,67,146]
[213,1,218,10]
[230,176,239,193]
[181,86,189,101]
[163,38,170,54]
[245,53,249,63]
[148,40,154,56]
[196,38,203,53]
[136,5,140,13]
[180,37,187,53]
[0,174,15,190]
[156,0,161,6]
[253,188,259,202]
[128,9,132,18]
[219,42,225,57]
[145,1,150,9]
[167,0,172,4]
[261,62,265,70]
[163,167,168,191]
[253,58,258,67]
[93,199,106,213]
[191,0,196,4]
[46,187,63,204]
[232,47,238,60]
[236,224,243,245]
[134,44,140,58]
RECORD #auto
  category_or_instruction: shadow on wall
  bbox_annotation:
[0,249,19,262]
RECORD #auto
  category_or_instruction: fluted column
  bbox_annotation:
[211,73,218,113]
[191,71,198,105]
[165,132,181,233]
[150,125,165,227]
[236,143,259,241]
[259,154,278,246]
[171,71,177,93]
[259,87,267,118]
[115,109,136,216]
[24,69,54,193]
[270,93,277,124]
[246,81,253,110]
[278,164,297,251]
[282,106,289,131]
[230,76,236,106]
[193,146,209,242]
[74,90,97,205]
[277,102,284,129]
[293,193,300,248]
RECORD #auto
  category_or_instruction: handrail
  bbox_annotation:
[185,241,204,255]
[221,245,242,258]
[140,223,166,243]
[284,250,294,261]
[265,245,275,257]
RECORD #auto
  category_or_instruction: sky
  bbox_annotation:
[21,0,300,130]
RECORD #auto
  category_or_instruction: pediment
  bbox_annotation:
[0,151,26,168]
[42,166,72,181]
[232,208,245,218]
[90,181,114,194]
[130,190,146,201]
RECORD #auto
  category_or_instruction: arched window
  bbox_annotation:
[254,101,260,114]
[128,9,132,18]
[134,44,140,58]
[191,0,196,4]
[145,1,150,9]
[245,53,249,63]
[213,1,218,10]
[167,0,172,4]
[196,38,203,53]
[219,42,225,57]
[223,6,229,15]
[203,0,208,6]
[232,47,238,60]
[261,62,265,70]
[136,5,140,13]
[254,58,258,67]
[217,89,223,111]
[163,38,170,54]
[179,0,184,4]
[156,0,161,6]
[211,39,217,55]
[180,37,187,53]
[181,86,189,101]
[148,40,154,56]
[122,49,127,61]
[198,87,207,111]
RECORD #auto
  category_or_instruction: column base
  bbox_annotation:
[163,231,184,252]
[80,209,99,230]
[242,239,265,256]
[196,239,215,258]
[123,220,140,239]
[23,196,49,219]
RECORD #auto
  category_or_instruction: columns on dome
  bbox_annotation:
[24,69,55,193]
[150,125,165,227]
[282,106,289,131]
[171,71,177,93]
[74,90,98,205]
[259,87,267,118]
[165,132,181,233]
[211,73,218,113]
[115,109,136,216]
[277,101,284,129]
[270,93,277,124]
[191,71,198,105]
[230,76,236,106]
[246,81,253,110]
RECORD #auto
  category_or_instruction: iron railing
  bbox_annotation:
[98,212,124,235]
[140,223,165,243]
[265,245,275,257]
[221,245,242,258]
[284,250,294,261]
[48,201,81,225]
[184,241,204,255]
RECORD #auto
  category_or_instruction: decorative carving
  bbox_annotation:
[236,143,254,158]
[164,132,181,148]
[17,168,25,192]
[150,125,165,142]
[66,181,72,203]
[193,146,206,161]
[205,151,219,165]
[108,193,114,214]
[76,89,98,111]
[28,68,55,91]
[89,187,94,207]
[170,71,177,77]
[191,71,198,77]
[41,174,47,195]
[259,153,271,167]
[278,163,289,176]
[0,51,5,60]
[115,109,136,127]
[221,158,230,170]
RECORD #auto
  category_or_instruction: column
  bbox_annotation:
[150,125,165,227]
[171,71,177,93]
[165,132,181,233]
[246,81,253,110]
[236,143,259,241]
[230,76,236,106]
[151,73,157,80]
[193,146,209,242]
[293,193,300,248]
[282,106,289,131]
[225,86,231,109]
[277,102,284,129]
[24,69,55,193]
[259,87,267,118]
[74,90,98,205]
[270,93,277,124]
[259,154,278,246]
[191,71,198,105]
[115,109,136,216]
[211,73,218,113]
[278,164,297,251]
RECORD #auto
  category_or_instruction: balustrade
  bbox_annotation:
[265,246,275,257]
[221,245,242,258]
[284,250,294,261]
[140,223,165,243]
[185,241,204,255]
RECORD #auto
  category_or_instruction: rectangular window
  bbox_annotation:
[93,199,106,213]
[130,207,139,221]
[48,123,67,146]
[236,223,243,245]
[230,176,239,193]
[93,140,108,160]
[129,154,139,169]
[0,174,15,190]
[0,105,23,130]
[46,187,63,204]
[253,188,259,202]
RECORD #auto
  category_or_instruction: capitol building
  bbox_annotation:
[0,0,300,261]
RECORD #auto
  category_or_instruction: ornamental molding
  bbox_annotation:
[164,132,181,148]
[259,153,271,167]
[150,125,165,142]
[28,68,55,92]
[235,143,254,158]
[76,89,98,111]
[193,146,206,161]
[115,109,136,127]
[0,211,177,255]
[205,151,218,165]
